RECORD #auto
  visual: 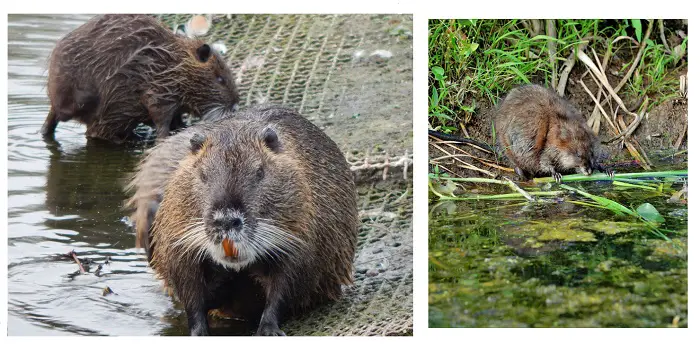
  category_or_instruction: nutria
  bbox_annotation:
[42,14,239,143]
[495,84,612,182]
[124,105,358,336]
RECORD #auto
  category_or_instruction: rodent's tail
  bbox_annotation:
[428,130,496,154]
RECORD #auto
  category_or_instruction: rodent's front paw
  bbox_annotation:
[552,172,563,184]
[605,168,615,179]
[256,323,286,336]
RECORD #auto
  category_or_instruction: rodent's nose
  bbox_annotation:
[230,217,243,230]
[213,214,244,232]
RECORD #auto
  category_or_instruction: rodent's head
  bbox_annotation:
[186,124,307,270]
[183,43,239,119]
[553,119,600,176]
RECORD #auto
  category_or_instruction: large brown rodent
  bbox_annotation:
[495,84,612,182]
[125,105,358,336]
[42,14,239,143]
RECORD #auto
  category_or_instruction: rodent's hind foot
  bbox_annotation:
[255,322,286,336]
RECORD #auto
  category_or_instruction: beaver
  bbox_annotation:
[42,14,239,143]
[494,84,612,182]
[124,105,358,336]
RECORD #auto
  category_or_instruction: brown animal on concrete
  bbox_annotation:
[124,105,358,336]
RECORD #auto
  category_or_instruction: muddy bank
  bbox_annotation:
[429,20,688,179]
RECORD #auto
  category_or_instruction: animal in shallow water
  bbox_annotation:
[125,105,358,336]
[494,84,612,182]
[42,14,239,143]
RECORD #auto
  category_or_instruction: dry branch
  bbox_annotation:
[613,19,654,94]
[429,142,496,177]
[674,116,688,151]
[546,20,558,90]
[69,250,86,274]
[348,150,412,181]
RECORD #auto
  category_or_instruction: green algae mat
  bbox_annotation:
[429,176,687,328]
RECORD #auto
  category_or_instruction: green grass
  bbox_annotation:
[428,19,687,132]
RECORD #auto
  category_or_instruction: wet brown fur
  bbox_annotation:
[495,84,606,180]
[124,105,358,335]
[43,14,239,143]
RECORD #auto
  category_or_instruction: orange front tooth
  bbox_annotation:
[231,243,238,259]
[222,238,235,257]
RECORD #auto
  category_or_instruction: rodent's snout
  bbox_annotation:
[211,208,245,234]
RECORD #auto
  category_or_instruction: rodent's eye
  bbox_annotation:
[216,76,225,84]
[256,166,264,181]
[199,170,208,183]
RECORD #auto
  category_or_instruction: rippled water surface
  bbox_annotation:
[6,14,230,336]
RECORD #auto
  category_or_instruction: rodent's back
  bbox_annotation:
[46,14,239,141]
[49,15,178,88]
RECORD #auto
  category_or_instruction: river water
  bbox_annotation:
[6,14,233,336]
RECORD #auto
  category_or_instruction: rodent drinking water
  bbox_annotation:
[42,14,239,143]
[125,105,358,335]
[495,84,612,182]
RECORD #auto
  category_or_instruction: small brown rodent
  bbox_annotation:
[125,105,358,336]
[42,14,239,143]
[495,84,611,182]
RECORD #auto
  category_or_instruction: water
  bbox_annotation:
[6,14,231,336]
[428,176,688,327]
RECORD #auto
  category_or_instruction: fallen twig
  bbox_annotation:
[658,20,672,55]
[577,47,651,170]
[429,137,498,177]
[613,19,654,94]
[348,150,412,181]
[607,97,648,145]
[586,40,615,133]
[577,50,636,116]
[557,39,591,96]
[674,116,688,151]
[579,78,617,132]
[615,110,653,167]
[432,162,459,177]
[503,177,534,202]
[430,142,495,177]
[546,19,558,90]
[69,250,86,274]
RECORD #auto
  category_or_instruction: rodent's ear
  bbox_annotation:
[190,133,206,153]
[262,127,282,153]
[196,44,212,63]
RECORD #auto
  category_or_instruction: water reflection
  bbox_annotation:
[7,14,180,336]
